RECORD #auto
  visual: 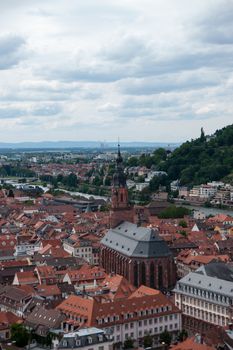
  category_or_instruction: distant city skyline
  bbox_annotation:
[0,0,232,142]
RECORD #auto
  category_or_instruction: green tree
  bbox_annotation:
[143,334,153,348]
[160,330,172,345]
[127,156,138,167]
[93,176,102,187]
[11,323,29,347]
[177,330,188,342]
[57,174,64,183]
[178,219,188,228]
[124,338,134,349]
[66,173,78,188]
[158,206,190,219]
[8,189,14,197]
[179,230,187,237]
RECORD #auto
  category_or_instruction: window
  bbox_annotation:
[88,337,92,344]
[98,335,103,342]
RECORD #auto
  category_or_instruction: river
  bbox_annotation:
[178,204,233,216]
[61,189,109,201]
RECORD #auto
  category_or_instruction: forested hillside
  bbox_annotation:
[160,124,233,185]
[128,124,233,186]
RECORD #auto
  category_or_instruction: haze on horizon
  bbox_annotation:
[0,0,232,143]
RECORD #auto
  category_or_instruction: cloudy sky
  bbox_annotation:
[0,0,232,143]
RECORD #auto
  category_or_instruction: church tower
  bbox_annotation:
[110,144,133,228]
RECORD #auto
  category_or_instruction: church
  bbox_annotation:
[100,146,176,290]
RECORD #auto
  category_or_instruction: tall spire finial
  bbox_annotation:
[116,137,122,164]
[118,137,120,155]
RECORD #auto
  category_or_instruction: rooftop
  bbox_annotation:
[101,221,171,258]
[63,327,104,338]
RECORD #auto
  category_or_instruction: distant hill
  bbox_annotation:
[160,124,233,185]
[0,141,179,150]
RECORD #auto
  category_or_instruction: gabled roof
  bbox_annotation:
[171,337,215,350]
[101,221,171,258]
[15,271,38,284]
[0,311,22,325]
[25,306,64,329]
[175,262,233,296]
[57,286,180,327]
[100,274,135,299]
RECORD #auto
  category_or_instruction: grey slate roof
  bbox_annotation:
[101,221,171,258]
[58,328,110,349]
[175,263,233,298]
[197,262,233,282]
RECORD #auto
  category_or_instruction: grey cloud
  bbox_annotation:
[0,107,26,119]
[98,99,219,122]
[42,44,233,86]
[0,103,61,120]
[119,70,220,96]
[31,104,61,116]
[0,34,26,70]
[101,36,150,63]
[196,0,233,45]
[47,65,124,83]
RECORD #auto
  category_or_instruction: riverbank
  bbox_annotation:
[178,204,233,216]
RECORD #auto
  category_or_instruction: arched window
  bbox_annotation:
[150,262,155,288]
[141,262,146,285]
[134,261,138,287]
[158,265,163,289]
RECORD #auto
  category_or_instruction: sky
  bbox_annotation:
[0,0,232,143]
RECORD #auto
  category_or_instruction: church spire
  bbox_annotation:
[113,142,126,188]
[110,143,131,227]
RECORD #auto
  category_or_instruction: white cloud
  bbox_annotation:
[0,0,232,142]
